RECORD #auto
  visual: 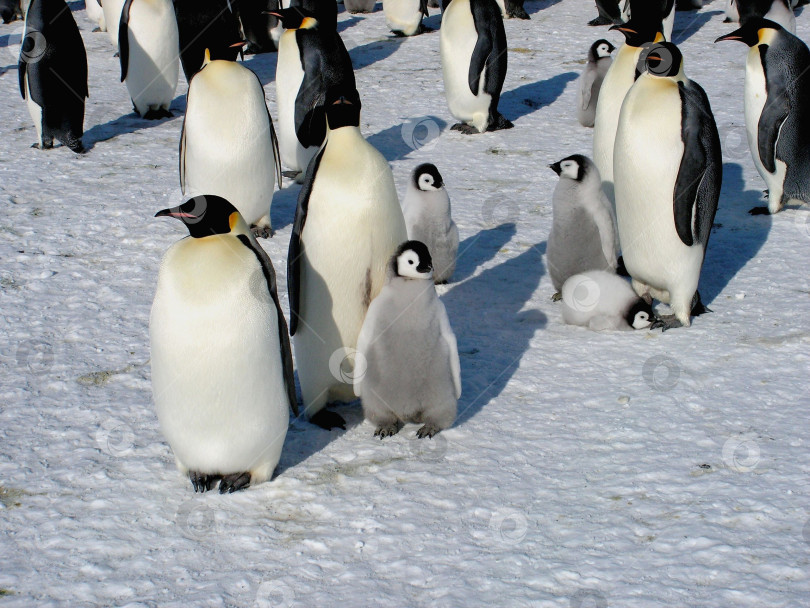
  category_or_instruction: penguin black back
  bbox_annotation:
[173,0,242,82]
[290,0,338,30]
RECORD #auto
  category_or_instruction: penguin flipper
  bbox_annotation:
[119,0,134,82]
[469,0,508,110]
[17,50,26,99]
[758,46,790,174]
[253,69,284,188]
[179,114,187,193]
[438,302,461,399]
[467,14,494,95]
[420,0,429,17]
[580,68,597,111]
[237,234,299,417]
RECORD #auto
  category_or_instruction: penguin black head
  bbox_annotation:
[325,86,362,130]
[610,15,665,47]
[626,298,654,330]
[413,163,444,191]
[589,39,616,62]
[155,195,243,239]
[391,241,433,280]
[715,18,781,47]
[639,42,682,78]
[549,155,588,182]
[268,7,318,30]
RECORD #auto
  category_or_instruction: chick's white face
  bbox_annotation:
[397,249,433,280]
[632,310,652,329]
[559,159,580,181]
[418,173,440,191]
[597,43,613,58]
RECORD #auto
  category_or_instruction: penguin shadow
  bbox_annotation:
[337,15,364,33]
[671,10,723,45]
[524,0,565,16]
[270,180,300,232]
[349,36,406,70]
[366,116,447,163]
[700,162,772,304]
[442,241,547,425]
[241,50,278,88]
[499,72,578,122]
[82,94,186,151]
[452,222,518,283]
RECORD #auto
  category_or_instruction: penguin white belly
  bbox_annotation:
[765,1,796,33]
[103,0,126,47]
[276,31,313,173]
[345,0,377,12]
[614,81,703,306]
[23,72,43,145]
[150,238,289,481]
[593,44,641,206]
[744,49,788,206]
[440,0,491,133]
[125,0,179,115]
[86,0,106,31]
[561,271,636,331]
[384,0,422,35]
[183,65,275,226]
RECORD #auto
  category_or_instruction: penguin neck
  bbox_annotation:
[327,124,364,145]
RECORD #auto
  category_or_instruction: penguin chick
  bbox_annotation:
[401,163,459,284]
[578,39,616,128]
[547,155,618,299]
[355,241,461,439]
[150,195,298,494]
[561,270,654,331]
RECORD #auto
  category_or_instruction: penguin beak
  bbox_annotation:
[610,25,637,34]
[229,41,247,48]
[156,208,196,220]
[417,262,433,274]
[714,31,743,43]
[549,162,562,175]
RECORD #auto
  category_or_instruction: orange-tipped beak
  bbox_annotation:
[715,33,742,43]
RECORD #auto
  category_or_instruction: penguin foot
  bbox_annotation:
[486,114,514,132]
[374,422,401,439]
[616,256,630,277]
[114,52,120,58]
[417,24,436,34]
[450,123,481,135]
[189,471,221,493]
[723,17,732,23]
[427,0,440,7]
[748,206,771,216]
[690,292,712,317]
[416,423,441,439]
[219,472,251,494]
[251,224,273,239]
[588,16,613,26]
[310,409,346,431]
[142,109,173,120]
[281,170,302,181]
[92,27,102,32]
[551,292,562,302]
[507,7,530,19]
[649,315,683,331]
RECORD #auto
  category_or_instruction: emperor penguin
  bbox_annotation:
[151,195,298,494]
[288,86,408,430]
[401,163,459,284]
[19,0,87,153]
[440,0,513,134]
[614,42,721,329]
[85,0,106,31]
[180,51,282,237]
[725,0,740,22]
[173,0,242,82]
[561,270,654,331]
[589,0,621,27]
[577,39,616,128]
[119,0,179,119]
[355,241,461,439]
[273,7,355,182]
[238,0,281,54]
[102,0,127,48]
[734,0,796,32]
[499,0,530,20]
[592,10,664,208]
[716,19,810,214]
[344,0,377,13]
[547,155,618,299]
[616,0,675,41]
[0,0,21,24]
[384,0,429,36]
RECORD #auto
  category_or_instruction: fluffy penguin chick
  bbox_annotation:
[578,39,616,128]
[561,270,654,331]
[401,163,459,284]
[150,195,298,494]
[355,241,461,439]
[547,155,618,298]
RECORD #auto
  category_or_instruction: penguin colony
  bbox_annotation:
[7,0,810,492]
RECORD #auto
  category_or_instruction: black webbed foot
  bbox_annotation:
[189,471,221,493]
[748,206,770,216]
[649,315,683,331]
[219,472,251,494]
[416,423,441,439]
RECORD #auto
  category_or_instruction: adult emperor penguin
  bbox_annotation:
[288,86,407,430]
[355,241,461,439]
[85,0,105,31]
[716,19,810,214]
[735,0,796,32]
[614,42,721,330]
[173,0,242,82]
[273,7,355,181]
[589,0,621,26]
[561,270,654,331]
[180,51,282,236]
[548,155,617,299]
[578,39,616,128]
[102,0,127,47]
[119,0,179,119]
[592,8,664,208]
[344,0,376,13]
[238,0,281,53]
[440,0,513,134]
[493,0,529,19]
[616,0,675,41]
[19,0,87,153]
[384,0,429,36]
[401,163,459,284]
[151,195,298,494]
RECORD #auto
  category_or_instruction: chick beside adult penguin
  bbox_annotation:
[561,270,654,331]
[150,195,298,494]
[401,164,459,284]
[355,241,461,439]
[578,39,616,128]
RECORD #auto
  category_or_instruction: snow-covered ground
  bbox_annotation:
[1,0,810,606]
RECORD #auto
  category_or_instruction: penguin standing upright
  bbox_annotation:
[273,7,355,181]
[150,195,298,494]
[716,19,810,214]
[180,51,282,236]
[401,163,459,284]
[288,86,407,430]
[592,8,663,208]
[238,0,281,54]
[384,0,429,36]
[19,0,87,153]
[577,39,616,128]
[344,0,376,11]
[616,0,675,41]
[173,0,243,82]
[590,0,621,26]
[494,0,529,20]
[119,0,179,119]
[85,0,106,31]
[440,0,512,134]
[614,42,721,329]
[355,241,461,439]
[561,270,654,331]
[102,0,127,47]
[735,0,796,32]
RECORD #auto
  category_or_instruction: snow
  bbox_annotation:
[1,1,810,606]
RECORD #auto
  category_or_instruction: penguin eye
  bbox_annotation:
[409,259,414,265]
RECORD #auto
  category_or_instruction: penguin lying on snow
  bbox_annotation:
[614,42,721,330]
[561,271,654,331]
[578,39,616,128]
[151,195,298,494]
[716,18,810,214]
[355,241,461,439]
